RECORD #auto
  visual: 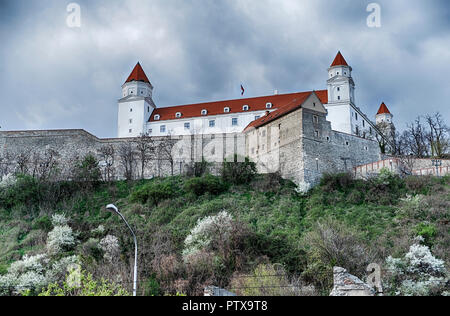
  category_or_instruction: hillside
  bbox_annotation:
[0,169,449,296]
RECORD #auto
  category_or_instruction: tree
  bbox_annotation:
[134,134,155,179]
[118,142,136,180]
[158,136,177,177]
[98,145,116,182]
[72,154,102,185]
[222,155,257,185]
[425,113,449,158]
[14,149,31,175]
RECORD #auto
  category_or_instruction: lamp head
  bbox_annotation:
[106,204,119,214]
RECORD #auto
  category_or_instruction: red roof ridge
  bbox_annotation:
[330,51,349,67]
[125,62,151,84]
[149,90,329,122]
[377,102,391,115]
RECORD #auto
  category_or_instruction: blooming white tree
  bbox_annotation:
[385,238,448,296]
[47,225,76,255]
[182,211,234,260]
[99,235,120,263]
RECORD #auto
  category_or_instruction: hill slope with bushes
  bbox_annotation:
[0,167,448,296]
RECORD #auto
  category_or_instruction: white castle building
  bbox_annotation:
[118,52,392,142]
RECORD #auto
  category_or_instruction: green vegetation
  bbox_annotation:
[0,167,448,296]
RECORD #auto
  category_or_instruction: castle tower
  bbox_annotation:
[376,102,395,140]
[118,63,156,138]
[324,52,356,134]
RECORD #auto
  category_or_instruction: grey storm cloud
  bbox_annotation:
[0,0,449,138]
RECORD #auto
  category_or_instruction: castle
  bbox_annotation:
[1,52,401,189]
[118,52,393,142]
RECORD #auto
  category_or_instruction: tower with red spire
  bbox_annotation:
[118,63,156,138]
[325,51,357,134]
[376,102,395,144]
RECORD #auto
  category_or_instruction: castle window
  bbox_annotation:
[176,112,182,118]
[313,102,316,107]
[224,107,230,113]
[266,103,273,109]
[148,106,150,112]
[356,126,360,136]
[337,87,340,92]
[201,109,208,116]
[337,72,339,75]
[129,129,132,133]
[355,113,358,120]
[346,141,349,146]
[337,96,341,100]
[154,114,160,121]
[129,119,132,124]
[209,120,215,128]
[160,125,166,133]
[365,146,368,151]
[313,115,319,124]
[184,122,190,130]
[251,148,255,154]
[243,105,249,111]
[148,129,152,134]
[326,136,330,142]
[232,118,238,126]
[262,130,266,137]
[130,108,133,112]
[370,127,373,134]
[255,115,261,120]
[315,130,319,138]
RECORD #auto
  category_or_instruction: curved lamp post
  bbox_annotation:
[106,204,138,296]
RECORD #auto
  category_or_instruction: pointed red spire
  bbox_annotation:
[377,102,391,115]
[125,62,151,84]
[330,51,349,67]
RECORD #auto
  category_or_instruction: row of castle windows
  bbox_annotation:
[145,117,246,135]
[153,103,273,121]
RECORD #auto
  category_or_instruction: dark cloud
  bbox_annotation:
[0,0,449,138]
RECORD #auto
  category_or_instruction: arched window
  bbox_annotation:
[266,103,273,109]
[154,114,160,121]
[175,112,182,118]
[243,105,249,111]
[224,107,230,113]
[201,109,208,116]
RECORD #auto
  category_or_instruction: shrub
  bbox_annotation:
[184,175,228,197]
[301,219,376,293]
[415,223,437,247]
[221,155,257,185]
[230,264,315,296]
[39,270,130,296]
[129,180,179,206]
[0,174,40,208]
[319,173,354,192]
[33,216,52,232]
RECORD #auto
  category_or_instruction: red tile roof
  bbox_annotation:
[377,102,391,115]
[149,90,328,122]
[330,51,349,67]
[243,91,314,132]
[125,62,151,84]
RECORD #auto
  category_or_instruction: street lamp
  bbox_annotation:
[106,204,138,297]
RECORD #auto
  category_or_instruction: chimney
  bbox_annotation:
[265,111,270,116]
[274,90,279,95]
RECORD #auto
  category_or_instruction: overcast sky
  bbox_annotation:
[0,0,449,138]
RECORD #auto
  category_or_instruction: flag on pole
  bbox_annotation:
[241,84,245,96]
